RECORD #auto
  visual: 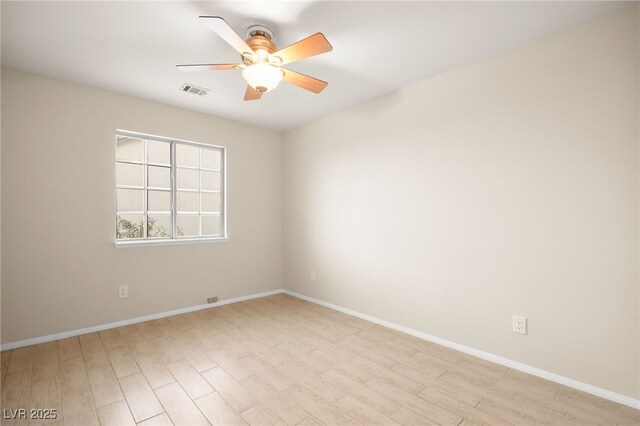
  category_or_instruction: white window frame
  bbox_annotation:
[115,130,228,248]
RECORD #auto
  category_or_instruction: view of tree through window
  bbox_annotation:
[115,132,225,243]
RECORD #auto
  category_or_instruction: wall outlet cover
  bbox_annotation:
[119,285,128,299]
[513,315,527,334]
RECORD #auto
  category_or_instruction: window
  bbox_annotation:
[115,131,226,246]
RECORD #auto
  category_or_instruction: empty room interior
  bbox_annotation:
[1,1,639,425]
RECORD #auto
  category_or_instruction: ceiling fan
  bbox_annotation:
[177,16,333,101]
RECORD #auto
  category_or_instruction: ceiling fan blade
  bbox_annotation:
[244,85,262,101]
[199,16,254,57]
[272,33,332,65]
[176,64,242,72]
[282,69,328,94]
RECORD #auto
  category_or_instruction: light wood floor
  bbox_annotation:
[1,294,638,426]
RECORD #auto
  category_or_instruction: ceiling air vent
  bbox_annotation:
[180,83,209,96]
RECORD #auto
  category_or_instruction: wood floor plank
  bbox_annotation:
[194,392,248,426]
[35,342,58,354]
[80,339,110,371]
[179,343,217,373]
[153,382,209,426]
[241,405,286,426]
[201,367,258,413]
[283,385,361,426]
[78,332,100,346]
[32,350,59,383]
[136,413,174,426]
[60,357,90,394]
[99,329,125,351]
[367,378,462,425]
[1,350,12,385]
[61,389,99,426]
[164,359,213,400]
[296,416,323,426]
[148,337,183,364]
[28,376,62,425]
[57,338,82,361]
[276,360,345,404]
[240,374,309,425]
[133,355,175,389]
[121,331,156,358]
[86,365,124,408]
[207,350,253,381]
[545,410,589,425]
[1,370,32,426]
[331,339,398,369]
[390,406,439,425]
[107,346,140,378]
[416,384,511,426]
[8,346,36,374]
[555,389,621,418]
[489,379,615,425]
[96,399,136,426]
[374,346,446,379]
[241,354,294,392]
[332,394,400,425]
[393,363,482,407]
[320,369,400,416]
[118,372,164,423]
[476,397,546,424]
[135,322,163,341]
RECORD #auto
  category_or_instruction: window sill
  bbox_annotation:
[114,237,229,248]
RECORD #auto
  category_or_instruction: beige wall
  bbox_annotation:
[283,7,640,399]
[1,69,283,343]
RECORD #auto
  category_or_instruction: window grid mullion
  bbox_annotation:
[143,139,148,239]
[222,148,225,237]
[171,141,177,239]
[116,159,144,166]
[198,147,202,237]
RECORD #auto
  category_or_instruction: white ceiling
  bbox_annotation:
[1,1,627,131]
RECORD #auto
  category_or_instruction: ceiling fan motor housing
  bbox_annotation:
[243,25,279,65]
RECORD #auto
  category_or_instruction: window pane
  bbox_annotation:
[177,168,198,190]
[201,171,221,191]
[116,162,143,187]
[116,214,144,239]
[177,215,198,237]
[148,190,171,212]
[148,166,170,189]
[177,144,199,168]
[147,140,170,164]
[117,189,143,211]
[201,193,220,213]
[147,214,172,238]
[117,137,143,162]
[201,215,220,236]
[201,148,221,170]
[177,191,198,212]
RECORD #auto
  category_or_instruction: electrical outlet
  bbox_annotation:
[119,285,128,299]
[207,296,218,304]
[512,315,527,334]
[310,271,317,282]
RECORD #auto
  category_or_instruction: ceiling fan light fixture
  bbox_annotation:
[242,62,284,93]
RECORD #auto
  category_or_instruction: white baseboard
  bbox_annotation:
[283,289,640,410]
[0,289,284,351]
